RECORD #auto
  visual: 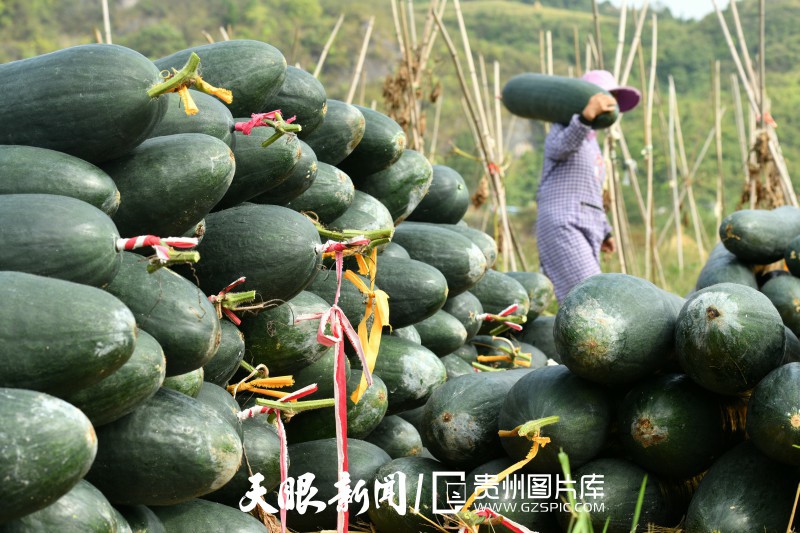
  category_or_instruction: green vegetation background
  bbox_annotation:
[2,0,798,295]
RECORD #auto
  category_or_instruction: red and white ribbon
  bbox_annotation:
[208,276,247,325]
[476,303,523,331]
[295,238,373,533]
[237,383,319,533]
[457,508,537,533]
[115,235,198,263]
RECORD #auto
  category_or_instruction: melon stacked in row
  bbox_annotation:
[0,37,554,532]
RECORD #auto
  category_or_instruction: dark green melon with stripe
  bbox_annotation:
[194,382,242,439]
[502,73,619,129]
[617,373,734,479]
[0,388,98,523]
[439,223,498,270]
[557,458,672,533]
[0,194,121,287]
[156,40,286,117]
[440,353,475,379]
[263,65,327,138]
[162,368,204,397]
[719,206,800,264]
[148,90,236,148]
[203,417,281,507]
[746,362,800,465]
[193,203,322,301]
[407,164,470,224]
[554,273,677,385]
[421,368,532,468]
[215,125,301,209]
[64,330,166,428]
[365,414,424,459]
[252,139,318,205]
[287,371,388,443]
[283,439,391,531]
[413,309,468,356]
[0,145,119,215]
[337,105,407,178]
[0,271,136,396]
[306,269,370,329]
[151,499,268,532]
[106,252,221,376]
[202,320,245,387]
[518,315,558,361]
[290,348,349,401]
[442,291,484,340]
[284,161,354,224]
[471,269,530,334]
[390,324,421,344]
[302,99,365,165]
[367,457,447,532]
[392,222,488,296]
[352,149,433,224]
[372,336,447,414]
[0,480,126,533]
[761,274,800,338]
[380,241,410,260]
[500,365,612,473]
[695,241,757,290]
[328,190,394,235]
[375,256,449,329]
[117,505,165,533]
[0,44,169,163]
[685,441,799,533]
[786,235,800,277]
[676,283,784,395]
[240,291,331,375]
[87,387,243,506]
[103,133,235,237]
[505,271,555,324]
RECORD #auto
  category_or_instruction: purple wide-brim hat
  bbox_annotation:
[582,70,642,113]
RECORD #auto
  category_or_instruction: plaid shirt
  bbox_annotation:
[536,114,612,301]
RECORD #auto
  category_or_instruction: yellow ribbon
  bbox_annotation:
[345,248,390,403]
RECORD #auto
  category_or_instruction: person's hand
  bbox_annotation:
[601,236,616,254]
[582,93,617,122]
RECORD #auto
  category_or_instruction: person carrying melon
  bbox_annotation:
[535,70,641,302]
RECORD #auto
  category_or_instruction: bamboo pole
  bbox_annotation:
[619,0,649,86]
[391,0,405,53]
[585,41,593,72]
[604,136,629,274]
[219,26,231,41]
[644,14,657,282]
[539,31,546,74]
[612,0,627,82]
[201,30,215,44]
[93,27,104,44]
[416,0,448,86]
[714,60,725,232]
[479,55,495,146]
[429,93,444,163]
[503,116,517,161]
[591,0,604,70]
[546,30,553,75]
[313,13,345,78]
[759,0,766,131]
[346,16,375,105]
[673,82,709,260]
[434,8,521,271]
[288,27,301,66]
[494,60,504,163]
[729,0,759,103]
[711,0,759,115]
[407,0,418,50]
[101,0,112,44]
[732,75,751,188]
[587,34,601,69]
[668,77,684,273]
[573,26,582,77]
[398,1,423,151]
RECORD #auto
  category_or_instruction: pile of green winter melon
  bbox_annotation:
[1,38,798,533]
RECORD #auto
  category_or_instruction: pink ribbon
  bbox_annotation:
[237,383,319,533]
[295,237,373,533]
[477,303,523,331]
[458,509,537,533]
[235,110,297,135]
[115,235,198,263]
[208,276,247,325]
